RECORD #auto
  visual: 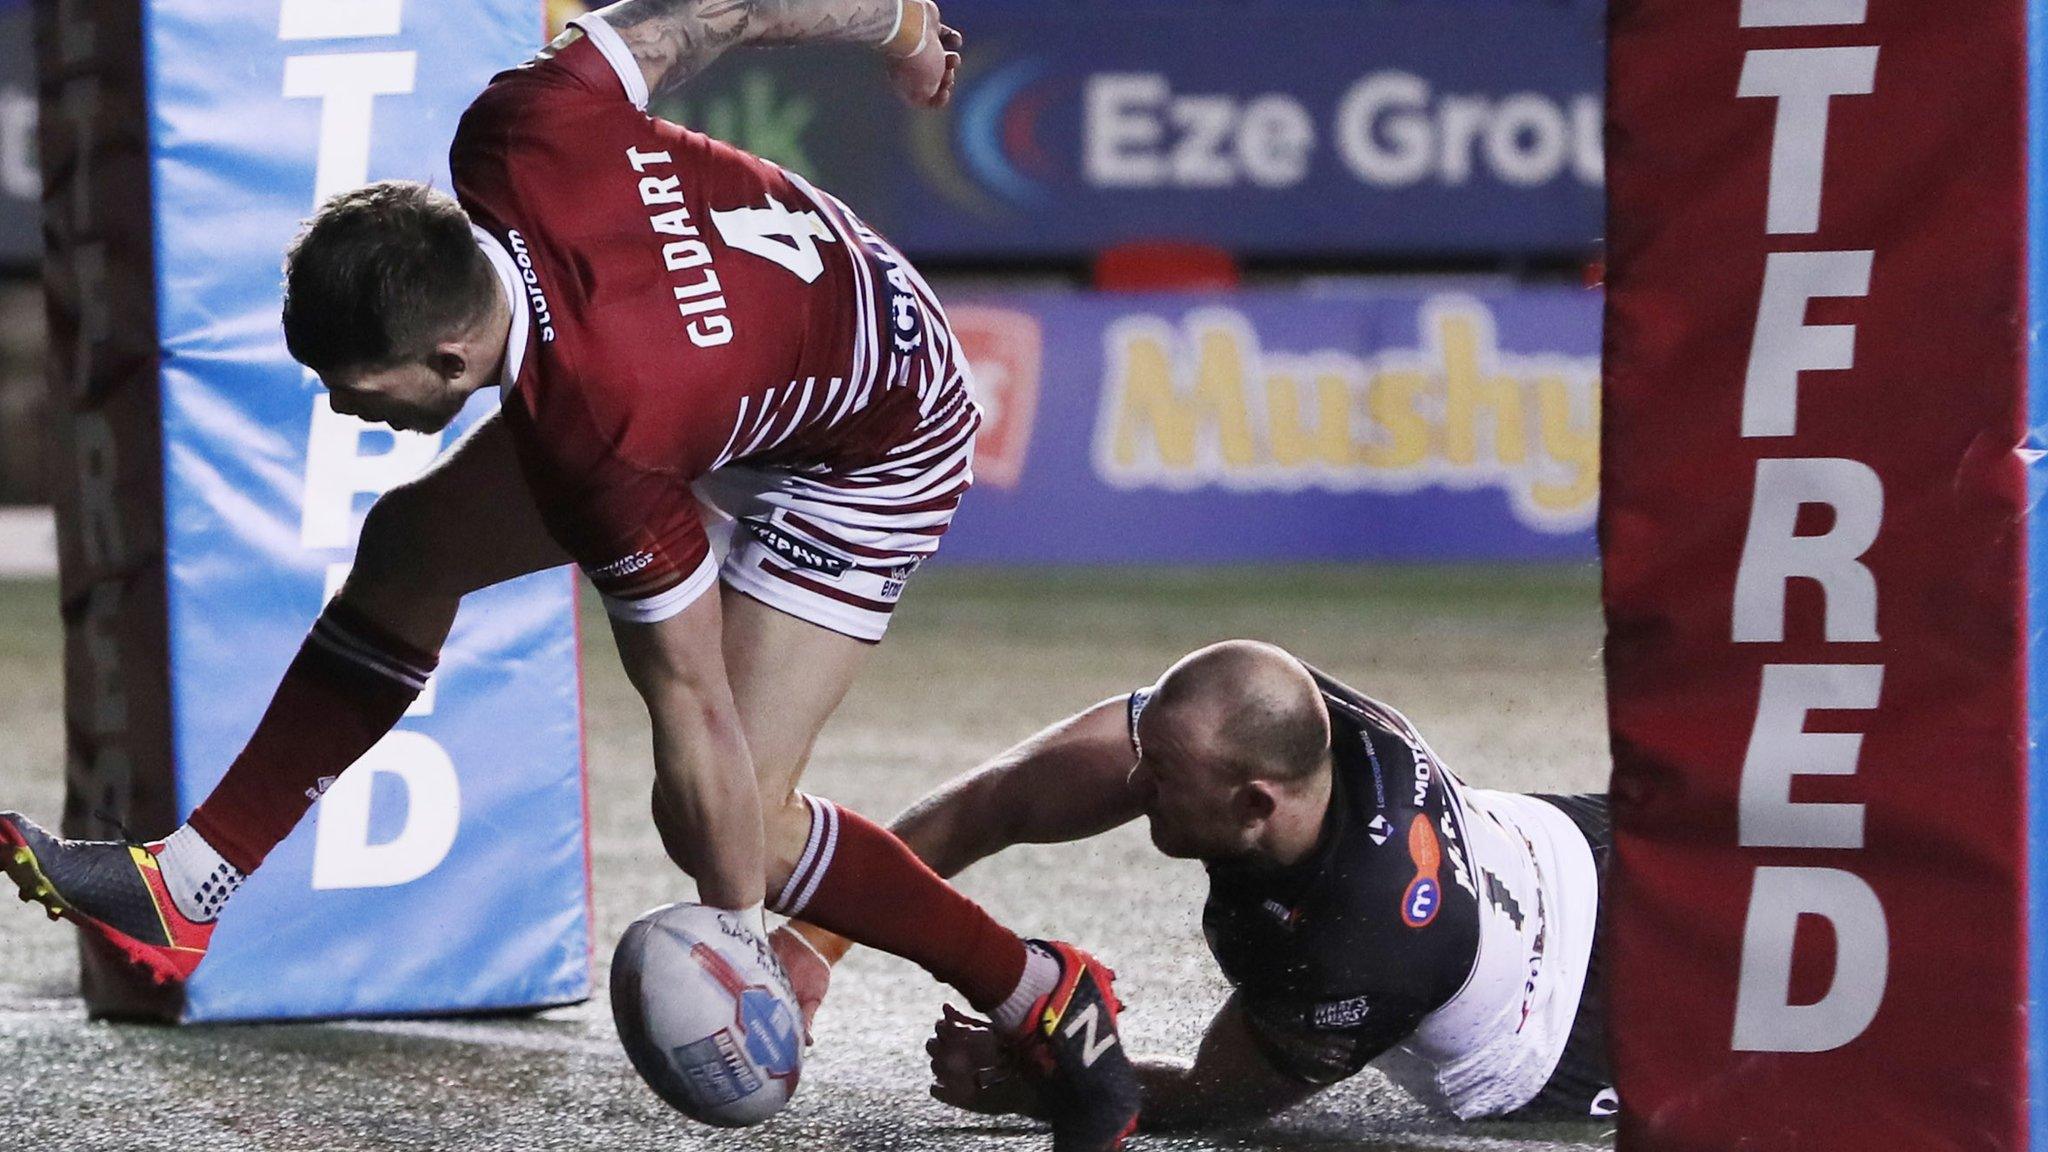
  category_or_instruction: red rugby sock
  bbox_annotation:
[186,601,437,874]
[774,795,1027,1013]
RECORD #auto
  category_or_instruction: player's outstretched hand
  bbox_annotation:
[927,1003,1045,1118]
[885,0,962,109]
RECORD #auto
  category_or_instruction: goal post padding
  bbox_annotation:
[40,0,591,1021]
[1603,1,2027,1148]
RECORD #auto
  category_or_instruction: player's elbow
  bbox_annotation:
[351,484,463,600]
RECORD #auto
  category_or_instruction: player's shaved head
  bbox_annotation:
[1149,640,1331,789]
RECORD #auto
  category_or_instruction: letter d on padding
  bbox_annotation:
[1732,865,1888,1052]
[311,730,461,890]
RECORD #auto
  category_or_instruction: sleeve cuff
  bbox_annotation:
[600,552,719,624]
[1127,687,1154,757]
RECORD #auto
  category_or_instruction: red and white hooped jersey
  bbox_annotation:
[449,15,974,621]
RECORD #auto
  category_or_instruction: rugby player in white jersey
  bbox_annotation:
[779,640,1616,1128]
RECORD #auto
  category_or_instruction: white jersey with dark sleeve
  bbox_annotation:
[1127,667,1602,1119]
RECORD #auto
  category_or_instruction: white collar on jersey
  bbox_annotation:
[471,225,530,393]
[568,13,651,110]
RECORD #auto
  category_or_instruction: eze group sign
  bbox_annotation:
[624,0,1605,261]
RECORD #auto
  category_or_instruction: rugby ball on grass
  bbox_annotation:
[611,902,804,1127]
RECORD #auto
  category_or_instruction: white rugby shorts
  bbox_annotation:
[694,385,979,642]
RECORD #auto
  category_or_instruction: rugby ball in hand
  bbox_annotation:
[611,902,805,1127]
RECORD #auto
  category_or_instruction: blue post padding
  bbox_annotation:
[144,1,590,1020]
[2030,1,2048,1141]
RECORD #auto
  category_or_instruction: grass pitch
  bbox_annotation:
[0,565,1612,1151]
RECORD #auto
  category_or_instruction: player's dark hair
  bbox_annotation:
[281,180,498,373]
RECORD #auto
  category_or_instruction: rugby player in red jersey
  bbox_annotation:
[0,2,1138,1145]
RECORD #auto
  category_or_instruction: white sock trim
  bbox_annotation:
[773,795,840,918]
[155,824,244,924]
[991,941,1060,1034]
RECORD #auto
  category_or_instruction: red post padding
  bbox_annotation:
[1602,2,2027,1148]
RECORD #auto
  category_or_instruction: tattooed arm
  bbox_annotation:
[590,0,959,105]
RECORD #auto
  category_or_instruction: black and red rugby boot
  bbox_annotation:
[1013,940,1142,1152]
[0,812,213,985]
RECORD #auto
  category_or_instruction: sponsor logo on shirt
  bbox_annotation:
[1401,814,1443,928]
[746,520,849,577]
[887,282,926,358]
[504,229,557,342]
[593,550,657,579]
[1310,995,1371,1030]
[1367,814,1394,846]
[1261,898,1304,928]
[1438,807,1477,898]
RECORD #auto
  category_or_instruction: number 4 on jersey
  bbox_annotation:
[711,197,837,283]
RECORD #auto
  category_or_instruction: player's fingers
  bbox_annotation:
[937,1004,995,1042]
[930,1080,986,1112]
[939,23,963,52]
[928,1036,993,1102]
[932,1015,977,1049]
[930,54,960,108]
[930,1063,1012,1116]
